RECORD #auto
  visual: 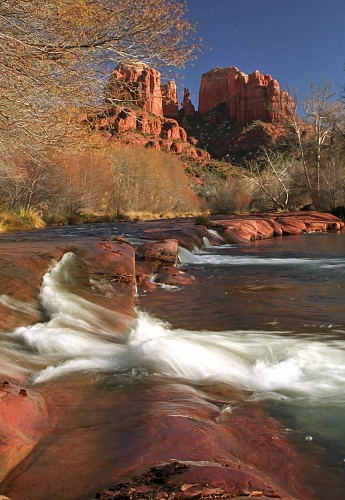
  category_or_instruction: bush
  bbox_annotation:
[195,215,211,227]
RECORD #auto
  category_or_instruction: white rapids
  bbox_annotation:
[2,252,344,403]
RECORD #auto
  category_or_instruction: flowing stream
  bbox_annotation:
[0,226,345,499]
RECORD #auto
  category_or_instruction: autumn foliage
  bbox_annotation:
[0,144,199,223]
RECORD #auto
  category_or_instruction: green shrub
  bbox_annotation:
[195,215,211,227]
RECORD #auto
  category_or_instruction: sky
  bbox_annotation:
[178,0,345,111]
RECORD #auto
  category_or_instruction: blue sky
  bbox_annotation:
[178,0,345,110]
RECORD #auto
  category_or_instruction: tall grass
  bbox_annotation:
[0,209,45,232]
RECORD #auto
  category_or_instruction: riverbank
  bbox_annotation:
[0,211,343,499]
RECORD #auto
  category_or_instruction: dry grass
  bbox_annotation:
[0,209,46,232]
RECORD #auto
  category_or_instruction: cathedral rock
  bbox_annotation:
[198,67,293,125]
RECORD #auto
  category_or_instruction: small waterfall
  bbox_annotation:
[202,236,213,248]
[177,246,201,264]
[208,229,225,243]
[9,252,132,383]
[127,311,345,402]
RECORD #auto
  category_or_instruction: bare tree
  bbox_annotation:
[0,0,200,156]
[278,90,312,191]
[304,81,340,191]
[246,148,300,211]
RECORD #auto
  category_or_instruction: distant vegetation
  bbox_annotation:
[1,3,345,231]
[182,82,345,217]
[0,145,200,230]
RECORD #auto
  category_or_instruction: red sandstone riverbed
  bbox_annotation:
[0,212,343,499]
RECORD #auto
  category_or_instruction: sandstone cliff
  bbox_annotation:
[96,63,298,171]
[182,88,195,116]
[161,79,179,118]
[198,66,293,125]
[93,63,210,162]
[105,63,163,117]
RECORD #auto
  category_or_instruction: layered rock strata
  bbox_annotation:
[90,63,208,157]
[198,66,294,125]
[161,79,179,118]
[105,63,163,117]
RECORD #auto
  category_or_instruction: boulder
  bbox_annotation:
[153,265,196,286]
[162,119,187,141]
[136,239,179,265]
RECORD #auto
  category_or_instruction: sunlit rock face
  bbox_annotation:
[198,66,294,125]
[161,79,179,118]
[105,63,163,117]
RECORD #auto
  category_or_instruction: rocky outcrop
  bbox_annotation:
[105,63,163,117]
[161,79,179,118]
[85,106,203,156]
[182,88,195,116]
[162,119,187,141]
[198,66,294,125]
[210,211,344,244]
[91,63,210,158]
[93,392,316,500]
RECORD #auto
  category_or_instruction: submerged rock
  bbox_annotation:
[153,265,195,286]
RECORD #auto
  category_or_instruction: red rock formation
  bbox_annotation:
[198,66,294,125]
[136,111,162,136]
[154,265,196,286]
[162,119,187,141]
[105,63,163,117]
[210,211,344,244]
[161,79,179,118]
[182,88,195,116]
[136,239,179,265]
[0,382,49,483]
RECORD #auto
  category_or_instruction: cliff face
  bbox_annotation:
[161,79,179,118]
[182,88,195,116]
[100,63,295,165]
[98,64,210,161]
[198,67,293,125]
[106,64,292,129]
[105,63,164,117]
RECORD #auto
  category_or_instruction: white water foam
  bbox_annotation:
[9,252,132,382]
[202,237,213,248]
[178,246,201,264]
[127,312,345,401]
[179,250,345,268]
[6,252,345,402]
[208,229,225,243]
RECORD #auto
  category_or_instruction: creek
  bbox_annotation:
[0,223,345,499]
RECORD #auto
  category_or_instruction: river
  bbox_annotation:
[0,223,344,499]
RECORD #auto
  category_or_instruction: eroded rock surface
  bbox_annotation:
[0,381,48,483]
[198,66,294,125]
[210,211,344,243]
[0,212,343,494]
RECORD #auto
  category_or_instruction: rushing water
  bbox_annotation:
[1,228,345,499]
[147,232,345,496]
